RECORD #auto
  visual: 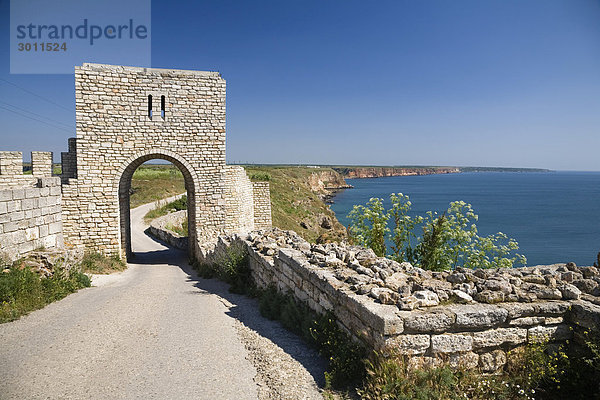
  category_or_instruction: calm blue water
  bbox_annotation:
[330,172,600,266]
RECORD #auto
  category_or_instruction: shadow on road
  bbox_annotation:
[133,232,328,387]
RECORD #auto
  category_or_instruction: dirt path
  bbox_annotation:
[0,200,325,399]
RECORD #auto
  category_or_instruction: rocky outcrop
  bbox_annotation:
[306,170,352,193]
[334,166,460,179]
[201,228,600,372]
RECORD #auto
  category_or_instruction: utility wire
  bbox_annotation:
[0,100,74,130]
[0,104,73,133]
[0,77,72,112]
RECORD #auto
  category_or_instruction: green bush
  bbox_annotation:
[258,285,366,389]
[195,242,251,294]
[249,172,271,181]
[0,263,91,323]
[80,251,126,274]
[348,194,526,270]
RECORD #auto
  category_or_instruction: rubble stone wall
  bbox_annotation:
[203,229,600,372]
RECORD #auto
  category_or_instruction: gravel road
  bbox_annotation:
[0,199,325,399]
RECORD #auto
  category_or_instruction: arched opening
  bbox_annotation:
[117,153,197,261]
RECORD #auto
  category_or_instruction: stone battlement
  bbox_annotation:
[0,151,54,188]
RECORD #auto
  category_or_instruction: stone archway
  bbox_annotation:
[59,63,271,261]
[116,151,198,261]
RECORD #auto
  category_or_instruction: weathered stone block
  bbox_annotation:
[479,349,507,372]
[528,324,572,342]
[448,304,508,329]
[431,334,473,353]
[400,309,455,333]
[472,327,527,349]
[384,334,431,355]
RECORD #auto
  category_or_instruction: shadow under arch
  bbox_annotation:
[116,150,198,261]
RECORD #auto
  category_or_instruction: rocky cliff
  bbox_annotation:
[334,166,460,179]
[306,169,353,193]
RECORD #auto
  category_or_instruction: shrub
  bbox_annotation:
[249,172,271,181]
[348,197,389,257]
[80,251,126,274]
[359,354,465,400]
[0,262,91,323]
[348,194,526,270]
[196,241,251,294]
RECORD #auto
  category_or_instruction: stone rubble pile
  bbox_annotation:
[248,228,600,311]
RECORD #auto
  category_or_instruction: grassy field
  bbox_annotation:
[130,164,186,208]
[244,166,347,243]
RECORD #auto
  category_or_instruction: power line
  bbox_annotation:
[0,77,72,112]
[0,100,74,130]
[0,104,73,133]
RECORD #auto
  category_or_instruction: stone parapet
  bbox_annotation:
[201,228,600,372]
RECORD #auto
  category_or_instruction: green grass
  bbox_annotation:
[0,260,91,323]
[130,164,185,208]
[144,195,187,222]
[80,251,127,274]
[244,166,347,243]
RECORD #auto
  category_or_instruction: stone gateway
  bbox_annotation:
[0,63,271,261]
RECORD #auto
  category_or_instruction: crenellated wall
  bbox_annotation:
[0,151,63,260]
[0,63,272,262]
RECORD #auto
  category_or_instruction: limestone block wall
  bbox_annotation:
[0,177,64,261]
[61,63,227,258]
[252,182,272,230]
[0,152,37,188]
[203,229,600,372]
[31,152,53,177]
[223,166,255,234]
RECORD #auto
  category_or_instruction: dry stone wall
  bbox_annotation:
[0,151,63,261]
[203,228,600,372]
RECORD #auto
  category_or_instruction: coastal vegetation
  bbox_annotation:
[244,165,348,243]
[0,251,128,323]
[79,251,127,274]
[348,193,526,270]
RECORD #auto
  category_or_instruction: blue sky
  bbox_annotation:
[1,0,599,170]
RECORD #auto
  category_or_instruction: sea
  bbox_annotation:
[330,171,600,267]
